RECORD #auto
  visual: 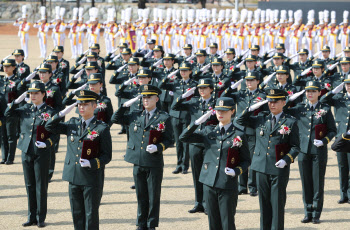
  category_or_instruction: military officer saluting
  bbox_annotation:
[206,43,220,62]
[176,44,196,65]
[45,55,67,96]
[320,78,350,204]
[285,81,336,224]
[179,97,250,230]
[172,78,218,213]
[236,88,300,230]
[223,48,241,79]
[45,90,112,230]
[52,46,70,83]
[191,49,211,81]
[112,85,173,230]
[5,82,58,228]
[12,49,30,80]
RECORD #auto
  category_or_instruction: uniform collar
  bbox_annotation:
[82,116,94,127]
[219,122,232,132]
[271,111,283,123]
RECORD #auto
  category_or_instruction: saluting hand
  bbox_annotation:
[14,91,28,104]
[194,110,212,125]
[59,102,78,117]
[123,95,142,107]
[248,99,268,112]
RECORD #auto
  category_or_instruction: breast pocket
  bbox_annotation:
[132,122,141,133]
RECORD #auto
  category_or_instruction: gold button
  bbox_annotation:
[308,135,309,137]
[29,135,31,138]
[79,140,81,143]
[218,149,220,151]
[141,141,144,144]
[267,153,269,155]
[143,135,145,138]
[141,147,143,149]
[76,155,78,157]
[216,166,218,168]
[144,130,146,132]
[309,123,311,125]
[78,147,80,150]
[268,147,270,149]
[217,157,219,160]
[75,162,78,164]
[31,123,33,125]
[219,141,222,143]
[270,135,272,137]
[308,129,310,131]
[33,118,35,120]
[269,141,271,143]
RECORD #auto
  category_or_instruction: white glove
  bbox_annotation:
[241,49,250,57]
[83,49,90,55]
[79,158,91,168]
[77,56,87,65]
[289,90,305,101]
[144,50,153,58]
[25,71,37,81]
[248,99,268,112]
[313,50,322,58]
[300,67,312,76]
[275,159,287,168]
[218,53,225,58]
[153,58,163,67]
[35,141,47,149]
[181,87,196,98]
[267,49,276,55]
[313,139,324,147]
[59,102,78,117]
[231,79,243,89]
[73,69,84,79]
[235,59,245,69]
[332,82,344,94]
[194,110,212,125]
[112,54,120,61]
[328,62,339,71]
[200,63,211,72]
[167,69,179,79]
[117,64,128,72]
[263,57,273,65]
[14,91,27,104]
[146,144,158,154]
[2,54,11,61]
[72,83,88,94]
[169,91,174,96]
[263,72,276,85]
[185,54,196,62]
[225,167,236,177]
[347,130,350,135]
[111,47,119,53]
[124,77,136,85]
[288,53,298,60]
[336,52,344,58]
[123,95,142,107]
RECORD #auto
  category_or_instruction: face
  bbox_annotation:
[39,71,52,83]
[122,54,131,61]
[198,87,213,99]
[154,51,162,58]
[128,64,139,74]
[276,49,285,54]
[210,47,217,54]
[54,52,63,59]
[196,55,206,64]
[251,50,259,56]
[212,65,223,74]
[180,69,191,79]
[246,79,259,90]
[226,53,234,61]
[312,67,322,76]
[88,82,102,93]
[322,51,330,59]
[246,61,256,69]
[138,77,151,85]
[164,59,174,68]
[30,91,45,105]
[216,109,235,125]
[119,47,124,53]
[87,57,97,62]
[306,90,321,104]
[148,44,155,50]
[345,83,350,93]
[3,66,15,75]
[142,95,159,110]
[85,68,98,76]
[78,102,97,119]
[268,100,286,115]
[345,51,350,57]
[276,73,288,84]
[341,63,350,73]
[273,58,283,66]
[299,53,308,62]
[91,48,99,54]
[184,49,192,56]
[14,55,24,63]
[47,61,58,70]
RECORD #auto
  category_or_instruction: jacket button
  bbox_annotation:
[268,147,270,149]
[218,149,220,151]
[76,155,78,157]
[79,140,81,143]
[143,135,145,138]
[75,162,78,164]
[217,157,219,160]
[269,141,271,143]
[270,135,272,137]
[309,123,311,125]
[144,130,146,132]
[78,147,80,150]
[308,129,310,131]
[29,135,31,138]
[267,153,269,155]
[141,141,144,144]
[216,166,218,168]
[141,147,143,150]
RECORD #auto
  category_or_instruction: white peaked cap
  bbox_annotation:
[212,8,217,21]
[172,9,177,22]
[182,9,187,23]
[269,10,274,23]
[137,9,143,20]
[288,10,293,22]
[72,7,78,20]
[343,10,349,24]
[266,9,271,22]
[254,9,260,24]
[260,10,266,23]
[55,6,60,20]
[232,9,239,23]
[158,9,163,22]
[319,11,324,25]
[175,9,181,23]
[247,10,253,23]
[40,6,46,20]
[195,9,200,23]
[188,9,194,23]
[218,10,225,22]
[224,9,230,23]
[294,9,302,25]
[324,10,329,22]
[207,9,211,21]
[108,8,116,22]
[126,8,132,23]
[22,5,27,18]
[152,8,157,22]
[240,9,247,23]
[331,11,336,24]
[89,7,98,22]
[60,7,66,20]
[78,7,84,21]
[279,10,286,23]
[164,8,171,23]
[274,9,279,23]
[121,10,125,23]
[142,8,150,23]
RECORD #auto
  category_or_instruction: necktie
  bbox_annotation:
[221,127,225,136]
[145,112,150,125]
[82,121,86,133]
[271,116,276,129]
[310,106,314,111]
[34,107,37,113]
[202,101,206,110]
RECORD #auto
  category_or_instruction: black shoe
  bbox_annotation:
[250,192,258,197]
[118,130,126,134]
[0,160,5,164]
[182,169,188,174]
[37,222,46,228]
[5,161,13,165]
[136,227,147,230]
[312,218,320,224]
[338,198,349,204]
[188,205,204,213]
[148,228,155,230]
[22,220,37,227]
[130,185,135,189]
[301,216,312,223]
[172,168,182,174]
[238,190,248,195]
[204,209,208,215]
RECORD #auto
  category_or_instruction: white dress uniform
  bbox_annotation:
[13,6,30,59]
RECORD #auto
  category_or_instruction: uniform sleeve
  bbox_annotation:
[319,91,336,106]
[171,96,191,111]
[90,125,112,170]
[111,106,131,126]
[321,108,337,145]
[235,109,258,128]
[45,114,68,135]
[233,133,251,176]
[331,132,350,153]
[282,120,300,165]
[179,123,205,144]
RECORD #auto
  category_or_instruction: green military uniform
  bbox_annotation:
[191,49,212,82]
[172,78,218,212]
[222,71,268,195]
[141,45,164,69]
[260,53,293,85]
[112,85,173,229]
[159,62,198,173]
[6,82,58,227]
[10,49,31,80]
[42,55,68,96]
[289,49,314,76]
[0,59,24,164]
[232,54,263,90]
[175,44,197,66]
[223,48,242,81]
[45,90,112,230]
[320,46,338,76]
[206,43,220,63]
[320,76,350,203]
[105,43,128,67]
[53,46,70,89]
[236,88,300,230]
[285,81,336,223]
[180,97,250,230]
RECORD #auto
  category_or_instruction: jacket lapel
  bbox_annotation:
[221,124,235,141]
[80,117,98,140]
[271,113,287,134]
[145,109,159,129]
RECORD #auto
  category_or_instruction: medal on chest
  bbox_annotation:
[260,129,264,136]
[71,135,74,142]
[134,125,138,132]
